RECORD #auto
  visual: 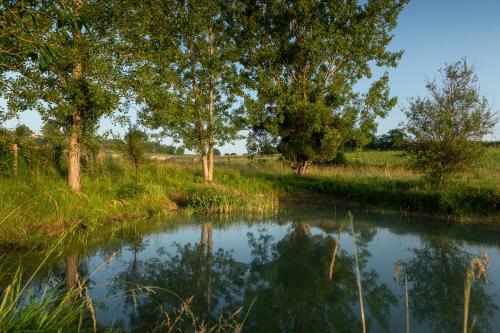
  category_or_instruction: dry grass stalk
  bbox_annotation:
[348,212,367,333]
[328,223,344,280]
[463,253,490,333]
[394,261,410,333]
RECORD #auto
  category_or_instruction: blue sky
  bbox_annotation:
[3,0,500,154]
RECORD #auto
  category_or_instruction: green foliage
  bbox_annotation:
[331,151,347,165]
[0,125,65,175]
[124,124,148,184]
[124,125,147,167]
[0,1,58,78]
[144,141,184,155]
[4,1,121,124]
[404,59,497,188]
[242,0,408,173]
[2,1,123,189]
[117,0,245,157]
[0,128,14,175]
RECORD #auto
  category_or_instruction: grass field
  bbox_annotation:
[0,148,498,249]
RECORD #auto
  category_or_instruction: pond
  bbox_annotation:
[9,206,500,332]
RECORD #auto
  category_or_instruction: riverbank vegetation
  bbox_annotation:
[1,1,497,241]
[0,146,498,249]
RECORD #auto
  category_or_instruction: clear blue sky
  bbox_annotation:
[3,0,500,154]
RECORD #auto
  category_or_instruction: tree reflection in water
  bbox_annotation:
[404,238,497,333]
[109,222,246,331]
[9,212,499,332]
[108,219,396,332]
[244,221,395,333]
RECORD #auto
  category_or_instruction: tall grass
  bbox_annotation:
[0,231,92,332]
[1,148,498,248]
[0,159,279,248]
[0,269,88,332]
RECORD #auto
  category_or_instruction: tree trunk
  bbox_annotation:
[69,0,83,191]
[207,143,214,182]
[295,160,310,175]
[206,23,215,183]
[206,222,213,312]
[196,223,208,290]
[202,153,210,182]
[68,110,82,191]
[65,252,80,290]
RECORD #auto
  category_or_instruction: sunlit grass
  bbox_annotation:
[0,148,498,249]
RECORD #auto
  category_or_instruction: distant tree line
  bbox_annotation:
[364,129,406,151]
[101,138,184,155]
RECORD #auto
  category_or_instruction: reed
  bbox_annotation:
[463,253,490,333]
[0,233,90,332]
[328,223,344,280]
[394,261,410,333]
[348,212,367,333]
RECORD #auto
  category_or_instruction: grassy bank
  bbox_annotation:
[0,159,279,249]
[0,149,499,248]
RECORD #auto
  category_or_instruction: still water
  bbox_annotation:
[16,206,500,332]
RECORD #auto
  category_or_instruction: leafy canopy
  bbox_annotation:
[117,0,245,154]
[242,0,408,172]
[3,0,121,140]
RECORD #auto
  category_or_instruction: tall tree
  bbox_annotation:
[242,0,408,174]
[403,60,496,188]
[119,0,244,183]
[3,0,121,191]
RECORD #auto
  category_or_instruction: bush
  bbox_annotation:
[403,59,497,188]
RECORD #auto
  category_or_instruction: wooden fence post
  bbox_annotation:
[10,143,18,176]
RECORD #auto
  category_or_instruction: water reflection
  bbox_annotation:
[103,218,397,332]
[6,208,499,332]
[242,220,396,333]
[108,222,247,331]
[404,238,497,333]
